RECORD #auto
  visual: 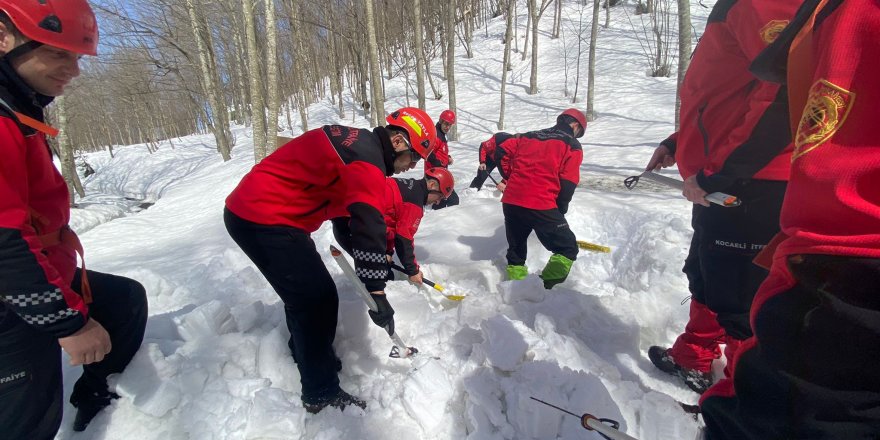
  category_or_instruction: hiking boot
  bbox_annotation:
[302,389,367,414]
[648,346,713,394]
[70,386,119,432]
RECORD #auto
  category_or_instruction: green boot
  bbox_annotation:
[506,264,529,280]
[540,254,574,289]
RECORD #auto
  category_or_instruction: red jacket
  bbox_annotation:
[674,0,799,193]
[226,125,395,291]
[478,135,500,164]
[0,71,88,338]
[425,123,450,169]
[383,178,428,275]
[495,125,583,213]
[752,0,880,261]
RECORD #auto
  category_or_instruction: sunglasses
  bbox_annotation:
[397,134,421,163]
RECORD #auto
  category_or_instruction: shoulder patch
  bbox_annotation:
[760,20,790,44]
[794,79,855,160]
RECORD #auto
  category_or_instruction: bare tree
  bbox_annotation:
[675,0,691,130]
[52,96,85,204]
[265,0,280,151]
[412,0,427,109]
[185,0,233,161]
[365,0,386,125]
[445,0,458,140]
[498,0,514,129]
[586,0,600,120]
[243,0,268,161]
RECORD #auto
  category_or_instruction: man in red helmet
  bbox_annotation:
[496,109,585,289]
[643,0,798,395]
[0,1,148,437]
[469,133,505,191]
[426,109,459,209]
[336,168,455,285]
[224,107,436,414]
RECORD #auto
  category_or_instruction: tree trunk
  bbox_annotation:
[265,0,280,152]
[675,0,692,130]
[528,0,539,94]
[586,0,600,120]
[445,0,458,141]
[365,0,386,125]
[185,0,232,161]
[553,0,562,38]
[413,0,427,109]
[498,0,515,130]
[54,97,85,204]
[243,0,268,162]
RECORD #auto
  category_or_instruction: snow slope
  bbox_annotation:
[58,1,717,439]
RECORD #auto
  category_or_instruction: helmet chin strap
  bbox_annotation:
[3,40,43,62]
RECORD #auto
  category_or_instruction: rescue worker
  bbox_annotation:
[644,0,799,394]
[469,134,504,191]
[224,107,437,414]
[496,109,585,289]
[335,168,455,284]
[701,0,880,437]
[427,109,459,209]
[0,1,148,436]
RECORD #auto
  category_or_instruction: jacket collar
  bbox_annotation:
[373,126,397,176]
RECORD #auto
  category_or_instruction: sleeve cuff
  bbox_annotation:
[696,170,736,194]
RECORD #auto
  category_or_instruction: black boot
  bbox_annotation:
[648,346,713,394]
[70,380,119,432]
[302,389,366,414]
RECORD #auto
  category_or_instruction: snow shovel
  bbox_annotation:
[624,171,741,207]
[577,240,611,253]
[389,263,466,301]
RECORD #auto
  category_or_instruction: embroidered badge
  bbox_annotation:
[760,20,790,44]
[794,79,855,160]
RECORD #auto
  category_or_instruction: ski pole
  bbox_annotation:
[624,171,741,207]
[530,397,638,440]
[330,246,418,359]
[389,263,466,301]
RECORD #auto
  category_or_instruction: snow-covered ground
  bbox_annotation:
[59,1,716,439]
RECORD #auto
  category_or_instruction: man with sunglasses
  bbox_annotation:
[224,107,436,414]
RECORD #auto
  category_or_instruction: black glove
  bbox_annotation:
[368,293,395,335]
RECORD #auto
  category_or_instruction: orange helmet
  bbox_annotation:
[386,107,437,160]
[0,0,98,56]
[558,108,587,138]
[425,167,455,199]
[439,110,456,124]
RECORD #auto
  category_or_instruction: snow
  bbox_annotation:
[53,1,717,439]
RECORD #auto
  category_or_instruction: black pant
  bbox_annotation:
[683,179,785,340]
[503,203,578,266]
[224,209,340,402]
[432,189,459,210]
[469,159,498,190]
[703,255,880,439]
[0,270,147,440]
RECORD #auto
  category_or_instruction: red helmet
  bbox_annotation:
[439,110,456,124]
[425,167,455,199]
[0,0,98,56]
[386,107,437,159]
[558,108,587,138]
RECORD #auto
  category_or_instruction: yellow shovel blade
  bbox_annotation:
[577,240,611,253]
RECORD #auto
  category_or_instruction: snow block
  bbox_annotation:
[480,315,529,372]
[114,344,182,418]
[244,388,306,440]
[402,356,454,431]
[178,300,237,341]
[231,300,265,333]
